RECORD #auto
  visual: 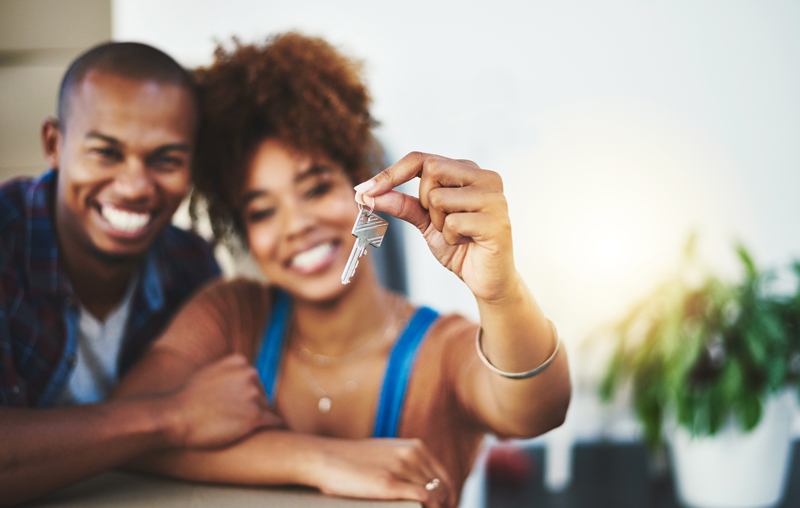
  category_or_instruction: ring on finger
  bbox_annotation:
[425,478,440,491]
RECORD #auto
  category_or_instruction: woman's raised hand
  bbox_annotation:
[357,152,519,303]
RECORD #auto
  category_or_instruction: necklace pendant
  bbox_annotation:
[318,396,332,413]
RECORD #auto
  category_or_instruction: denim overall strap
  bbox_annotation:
[372,306,439,438]
[255,290,292,404]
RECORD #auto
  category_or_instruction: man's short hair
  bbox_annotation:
[57,42,198,130]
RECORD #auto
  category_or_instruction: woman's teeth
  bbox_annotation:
[101,204,150,233]
[291,242,334,270]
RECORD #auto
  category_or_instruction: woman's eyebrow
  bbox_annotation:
[242,164,331,204]
[242,189,267,205]
[294,164,331,183]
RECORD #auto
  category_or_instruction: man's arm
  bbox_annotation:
[0,353,280,507]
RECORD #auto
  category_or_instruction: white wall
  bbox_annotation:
[113,0,800,380]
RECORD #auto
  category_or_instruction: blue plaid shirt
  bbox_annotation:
[0,170,221,407]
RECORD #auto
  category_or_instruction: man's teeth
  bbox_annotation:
[100,205,150,233]
[291,242,334,270]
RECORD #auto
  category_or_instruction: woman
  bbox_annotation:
[115,33,570,508]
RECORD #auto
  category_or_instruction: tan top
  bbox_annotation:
[152,278,487,497]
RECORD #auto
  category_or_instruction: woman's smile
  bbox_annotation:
[287,239,341,274]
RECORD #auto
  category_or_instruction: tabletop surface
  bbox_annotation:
[22,471,421,508]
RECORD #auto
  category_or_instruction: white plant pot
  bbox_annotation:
[669,390,795,508]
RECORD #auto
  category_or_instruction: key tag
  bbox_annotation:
[354,196,387,248]
[342,196,389,284]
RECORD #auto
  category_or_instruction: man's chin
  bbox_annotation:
[89,234,154,265]
[89,244,142,265]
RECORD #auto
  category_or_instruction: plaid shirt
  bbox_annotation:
[0,170,221,407]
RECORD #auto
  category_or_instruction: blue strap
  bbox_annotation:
[255,290,292,404]
[254,292,439,438]
[372,306,439,438]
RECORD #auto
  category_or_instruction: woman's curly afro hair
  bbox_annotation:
[191,32,382,242]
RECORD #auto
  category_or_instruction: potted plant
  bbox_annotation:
[599,237,798,508]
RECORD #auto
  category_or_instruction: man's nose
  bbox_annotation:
[114,157,154,200]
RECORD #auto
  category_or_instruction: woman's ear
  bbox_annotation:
[41,117,62,169]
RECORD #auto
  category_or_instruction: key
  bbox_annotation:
[341,209,388,284]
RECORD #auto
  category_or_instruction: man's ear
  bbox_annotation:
[41,117,62,169]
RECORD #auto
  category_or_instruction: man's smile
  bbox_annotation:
[98,203,153,236]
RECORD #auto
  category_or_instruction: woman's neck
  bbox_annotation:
[290,265,402,357]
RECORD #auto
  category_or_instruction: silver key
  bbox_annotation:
[341,209,388,284]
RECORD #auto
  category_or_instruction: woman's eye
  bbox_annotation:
[306,182,332,198]
[247,209,276,222]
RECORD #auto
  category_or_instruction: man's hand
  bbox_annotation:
[160,354,283,448]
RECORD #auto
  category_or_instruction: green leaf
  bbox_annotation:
[736,244,758,281]
[738,394,763,431]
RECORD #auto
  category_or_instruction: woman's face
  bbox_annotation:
[241,139,361,301]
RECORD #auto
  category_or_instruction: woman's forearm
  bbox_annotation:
[126,429,455,507]
[472,274,571,437]
[125,430,319,486]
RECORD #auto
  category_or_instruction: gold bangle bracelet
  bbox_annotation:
[475,319,561,379]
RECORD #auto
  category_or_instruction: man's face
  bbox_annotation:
[46,70,196,261]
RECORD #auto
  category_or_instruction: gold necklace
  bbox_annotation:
[292,295,403,413]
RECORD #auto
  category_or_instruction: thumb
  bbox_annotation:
[359,190,431,234]
[258,410,286,429]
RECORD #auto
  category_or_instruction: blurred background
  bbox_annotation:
[2,1,799,506]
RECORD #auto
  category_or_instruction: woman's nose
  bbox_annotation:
[282,200,316,239]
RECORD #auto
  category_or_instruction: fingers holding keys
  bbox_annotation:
[357,152,504,233]
[357,152,498,208]
[354,152,515,301]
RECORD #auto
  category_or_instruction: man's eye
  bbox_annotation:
[247,209,276,222]
[152,155,185,170]
[94,147,121,160]
[306,183,332,198]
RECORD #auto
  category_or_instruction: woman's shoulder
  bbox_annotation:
[181,276,274,326]
[414,308,479,362]
[194,276,272,307]
[427,310,479,344]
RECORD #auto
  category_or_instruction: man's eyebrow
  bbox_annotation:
[85,131,121,145]
[152,143,191,154]
[84,132,190,154]
[294,164,332,183]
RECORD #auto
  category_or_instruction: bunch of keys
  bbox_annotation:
[341,199,388,284]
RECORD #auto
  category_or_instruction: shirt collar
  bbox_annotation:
[141,247,165,312]
[24,170,66,296]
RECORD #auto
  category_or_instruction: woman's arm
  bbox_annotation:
[118,350,454,508]
[358,151,571,438]
[114,283,454,508]
[126,430,454,508]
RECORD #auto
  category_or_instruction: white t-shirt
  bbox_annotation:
[56,277,138,406]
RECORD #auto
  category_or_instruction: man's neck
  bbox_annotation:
[66,256,138,321]
[55,226,142,322]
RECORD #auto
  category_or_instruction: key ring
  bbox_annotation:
[358,195,375,216]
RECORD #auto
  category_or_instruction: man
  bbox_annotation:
[0,43,279,506]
